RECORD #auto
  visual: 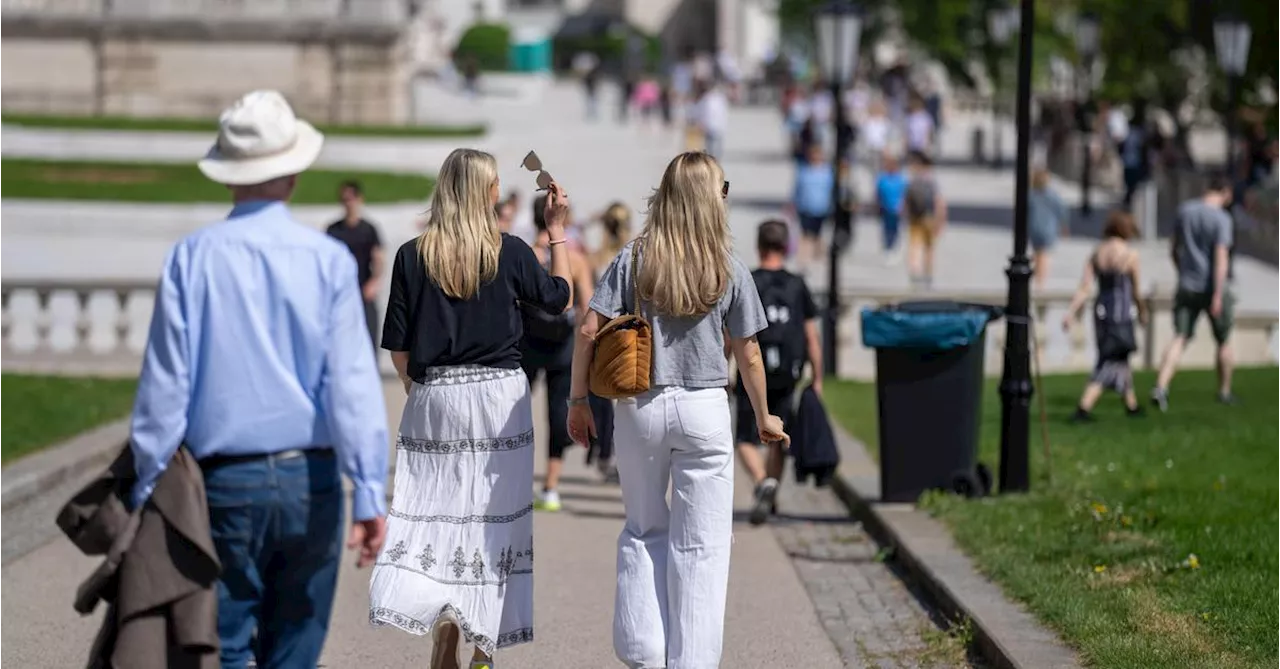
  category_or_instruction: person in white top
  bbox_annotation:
[696,82,730,159]
[904,94,935,154]
[861,98,891,170]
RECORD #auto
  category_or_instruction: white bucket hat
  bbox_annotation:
[197,90,324,185]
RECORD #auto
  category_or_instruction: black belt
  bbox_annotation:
[199,447,334,470]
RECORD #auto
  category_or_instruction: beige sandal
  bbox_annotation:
[430,623,460,669]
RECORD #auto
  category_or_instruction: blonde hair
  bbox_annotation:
[637,152,732,318]
[417,148,501,299]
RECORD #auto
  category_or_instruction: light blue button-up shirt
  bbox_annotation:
[129,200,388,520]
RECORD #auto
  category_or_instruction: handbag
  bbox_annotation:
[589,240,652,399]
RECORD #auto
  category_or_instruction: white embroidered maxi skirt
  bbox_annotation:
[369,365,535,655]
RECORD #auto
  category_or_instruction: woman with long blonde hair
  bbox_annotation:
[566,152,789,668]
[371,148,574,669]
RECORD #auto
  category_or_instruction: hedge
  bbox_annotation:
[454,23,511,72]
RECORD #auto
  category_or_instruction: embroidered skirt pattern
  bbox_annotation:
[369,365,535,654]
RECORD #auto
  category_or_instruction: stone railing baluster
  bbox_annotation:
[115,288,133,354]
[75,288,93,351]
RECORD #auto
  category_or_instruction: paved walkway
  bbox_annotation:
[0,380,974,667]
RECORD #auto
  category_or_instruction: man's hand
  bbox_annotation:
[362,281,379,303]
[399,374,412,395]
[811,377,824,399]
[1210,293,1223,318]
[347,516,387,568]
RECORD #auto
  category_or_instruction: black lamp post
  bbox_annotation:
[1075,12,1099,218]
[814,0,862,378]
[1213,13,1252,184]
[987,3,1018,170]
[997,0,1034,494]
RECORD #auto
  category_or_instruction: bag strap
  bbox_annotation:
[629,239,642,316]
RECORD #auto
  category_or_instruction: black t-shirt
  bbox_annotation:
[382,234,571,379]
[326,218,382,288]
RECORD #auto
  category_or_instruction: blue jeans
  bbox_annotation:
[881,210,901,251]
[204,450,344,669]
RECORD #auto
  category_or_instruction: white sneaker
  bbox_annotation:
[534,489,562,512]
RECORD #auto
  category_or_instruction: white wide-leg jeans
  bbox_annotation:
[612,386,734,669]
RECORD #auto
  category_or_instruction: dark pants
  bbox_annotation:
[588,393,615,463]
[203,450,343,669]
[363,300,378,352]
[521,338,575,459]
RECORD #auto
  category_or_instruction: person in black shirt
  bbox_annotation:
[735,219,822,525]
[519,193,601,512]
[326,180,383,348]
[372,149,573,666]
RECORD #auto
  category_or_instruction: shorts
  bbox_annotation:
[1173,289,1235,344]
[798,213,825,237]
[907,216,937,248]
[734,383,796,446]
[1090,358,1133,393]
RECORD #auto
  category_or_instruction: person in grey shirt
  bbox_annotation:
[565,152,789,668]
[1152,173,1236,410]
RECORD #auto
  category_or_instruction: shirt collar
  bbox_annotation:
[228,199,286,219]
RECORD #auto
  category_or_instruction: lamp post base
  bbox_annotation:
[998,256,1033,493]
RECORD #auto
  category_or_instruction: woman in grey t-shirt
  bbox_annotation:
[566,152,790,667]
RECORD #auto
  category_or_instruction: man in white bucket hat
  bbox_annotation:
[129,90,389,667]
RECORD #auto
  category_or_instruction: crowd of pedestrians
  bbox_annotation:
[95,84,836,669]
[780,71,950,283]
[70,42,1260,667]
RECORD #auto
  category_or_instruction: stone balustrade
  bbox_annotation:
[4,280,1277,380]
[2,279,155,376]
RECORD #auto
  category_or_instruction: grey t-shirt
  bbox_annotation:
[589,240,768,388]
[1173,199,1233,294]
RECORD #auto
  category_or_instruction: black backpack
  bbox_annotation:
[904,177,936,219]
[519,251,576,344]
[754,270,809,390]
[520,301,576,344]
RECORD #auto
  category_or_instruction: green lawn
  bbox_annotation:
[2,113,486,138]
[1,375,138,463]
[1,158,434,204]
[826,367,1279,669]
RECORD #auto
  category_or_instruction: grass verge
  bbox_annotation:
[825,367,1278,669]
[1,375,138,463]
[1,158,434,204]
[2,113,486,138]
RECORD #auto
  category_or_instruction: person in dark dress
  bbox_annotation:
[326,180,383,348]
[1062,210,1148,422]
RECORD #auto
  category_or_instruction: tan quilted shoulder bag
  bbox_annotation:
[589,240,652,399]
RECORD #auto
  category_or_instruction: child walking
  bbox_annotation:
[736,220,823,525]
[1061,210,1148,421]
[903,151,946,288]
[874,152,908,264]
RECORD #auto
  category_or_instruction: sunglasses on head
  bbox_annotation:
[521,151,554,190]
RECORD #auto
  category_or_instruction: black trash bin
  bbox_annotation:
[861,301,1002,502]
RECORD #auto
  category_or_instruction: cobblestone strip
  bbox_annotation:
[767,476,977,669]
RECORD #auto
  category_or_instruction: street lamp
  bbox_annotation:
[814,0,861,378]
[1075,11,1100,217]
[997,0,1034,494]
[1213,13,1252,184]
[987,3,1018,169]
